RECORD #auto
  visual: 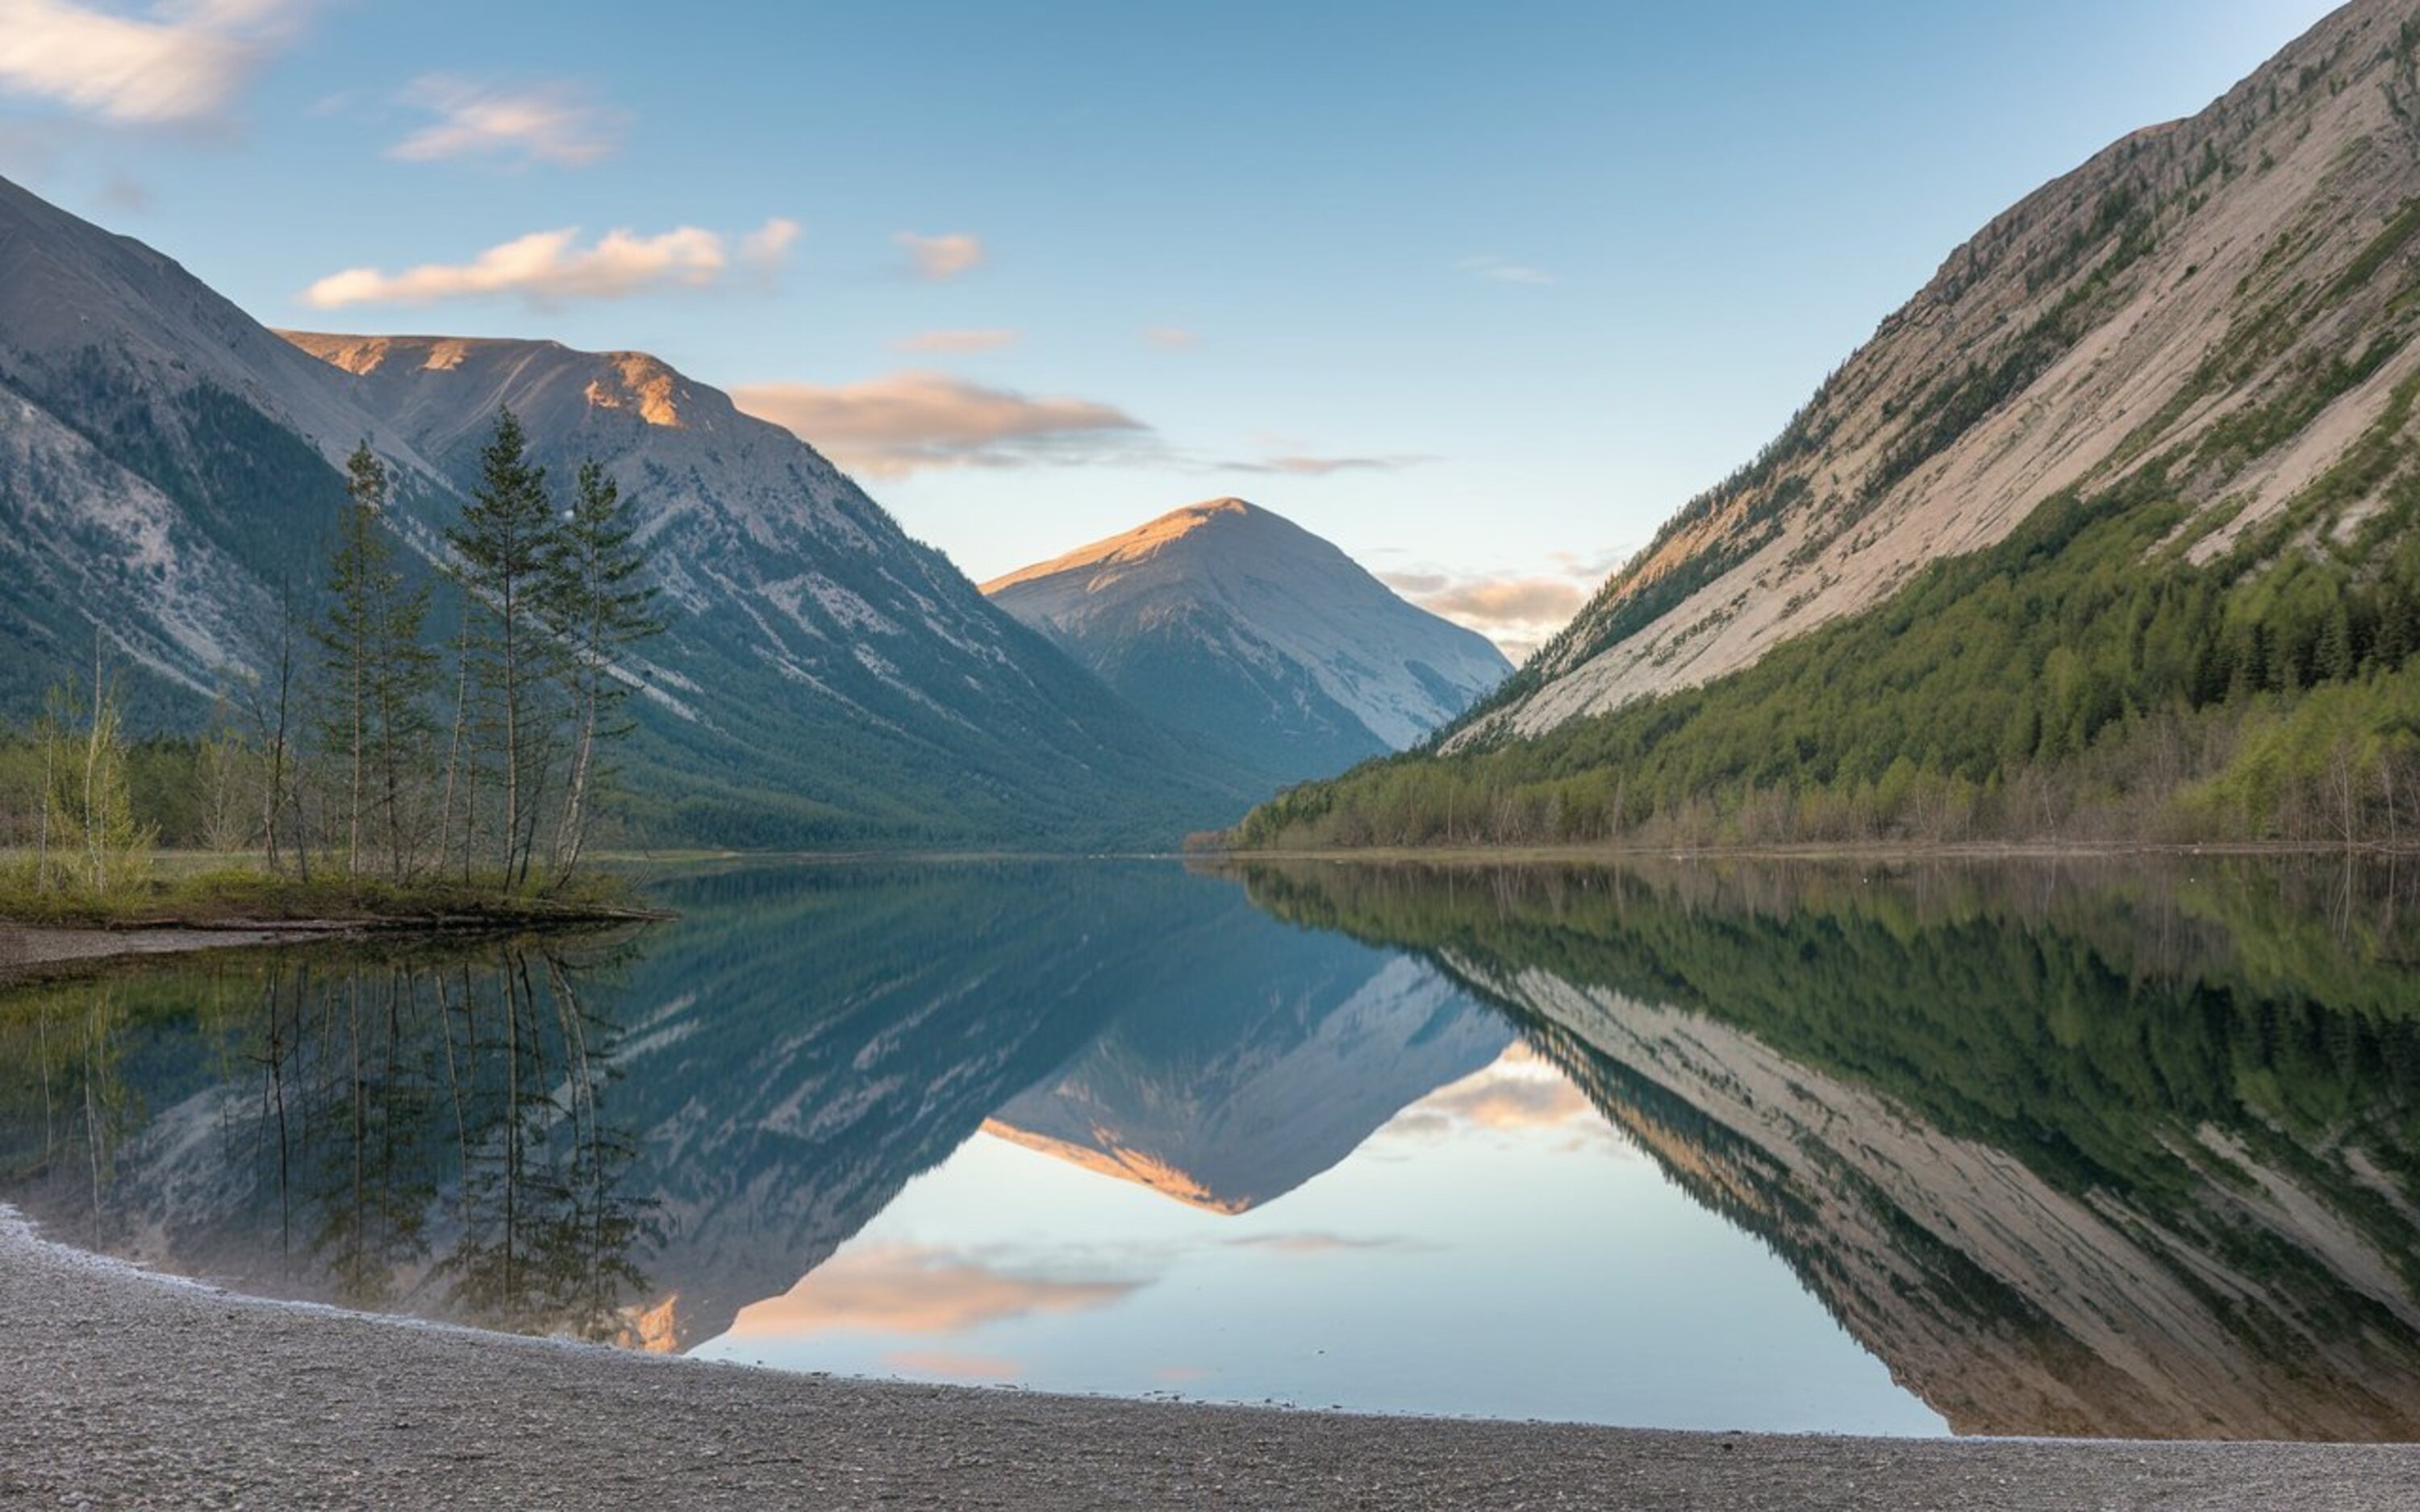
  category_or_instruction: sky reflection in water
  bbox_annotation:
[699,1042,1942,1434]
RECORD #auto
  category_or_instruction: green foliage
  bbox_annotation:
[1238,452,2420,851]
[543,460,667,882]
[25,658,154,899]
[315,444,439,880]
[447,407,567,886]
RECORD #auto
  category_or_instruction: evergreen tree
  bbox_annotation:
[315,444,437,878]
[543,460,666,885]
[448,410,562,886]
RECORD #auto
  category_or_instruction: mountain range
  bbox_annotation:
[0,169,1529,848]
[983,500,1509,785]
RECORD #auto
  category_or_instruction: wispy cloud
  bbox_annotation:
[0,0,319,125]
[389,75,624,168]
[1220,1232,1422,1256]
[299,216,799,309]
[1381,1044,1621,1149]
[881,1349,1022,1381]
[733,369,1150,477]
[739,217,802,267]
[1144,326,1198,350]
[726,1244,1148,1339]
[891,327,1021,354]
[1216,452,1435,477]
[895,229,985,281]
[1380,547,1623,660]
[96,169,148,213]
[1460,254,1556,286]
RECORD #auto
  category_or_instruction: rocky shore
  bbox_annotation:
[6,1210,2418,1510]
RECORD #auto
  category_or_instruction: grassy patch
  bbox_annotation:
[0,857,664,929]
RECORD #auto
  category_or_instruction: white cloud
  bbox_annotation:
[733,369,1150,477]
[1216,452,1433,477]
[739,217,801,268]
[895,229,985,281]
[891,327,1021,354]
[389,75,624,168]
[299,216,799,309]
[1381,550,1625,661]
[0,0,317,124]
[1144,326,1198,350]
[1460,254,1557,286]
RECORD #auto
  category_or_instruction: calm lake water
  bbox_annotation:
[4,856,2418,1439]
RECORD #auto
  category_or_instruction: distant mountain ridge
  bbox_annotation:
[0,170,1250,848]
[984,499,1510,785]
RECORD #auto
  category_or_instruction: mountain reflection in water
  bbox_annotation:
[1242,856,2420,1440]
[2,856,2416,1439]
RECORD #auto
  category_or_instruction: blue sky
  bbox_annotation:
[0,0,2342,652]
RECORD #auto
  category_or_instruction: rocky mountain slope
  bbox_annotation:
[984,500,1509,785]
[276,333,1252,843]
[0,171,1247,847]
[1464,0,2420,744]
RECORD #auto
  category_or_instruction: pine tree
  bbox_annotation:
[543,460,666,886]
[315,444,439,879]
[448,410,562,886]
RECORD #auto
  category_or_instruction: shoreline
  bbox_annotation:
[5,1210,2416,1509]
[0,919,362,985]
[1195,838,2417,865]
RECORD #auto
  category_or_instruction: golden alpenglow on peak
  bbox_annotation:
[978,497,1262,593]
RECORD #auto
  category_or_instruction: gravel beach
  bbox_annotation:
[6,1210,2419,1510]
[0,923,348,985]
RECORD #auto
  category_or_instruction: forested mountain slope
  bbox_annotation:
[1242,0,2420,849]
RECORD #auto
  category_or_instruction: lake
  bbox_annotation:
[3,856,2417,1440]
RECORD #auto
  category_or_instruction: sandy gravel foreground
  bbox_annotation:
[6,1213,2420,1510]
[0,923,348,983]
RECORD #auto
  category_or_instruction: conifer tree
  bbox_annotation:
[316,444,437,878]
[448,409,562,885]
[544,460,666,885]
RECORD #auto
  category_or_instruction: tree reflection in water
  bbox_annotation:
[0,934,657,1344]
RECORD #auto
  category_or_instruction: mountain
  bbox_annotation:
[1477,0,2420,739]
[983,499,1510,785]
[0,173,438,712]
[1239,0,2420,848]
[0,171,1249,848]
[273,334,1254,845]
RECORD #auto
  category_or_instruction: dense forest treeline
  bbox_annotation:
[1234,421,2420,851]
[0,410,666,908]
